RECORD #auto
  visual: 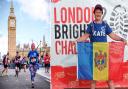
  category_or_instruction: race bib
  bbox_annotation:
[31,58,36,63]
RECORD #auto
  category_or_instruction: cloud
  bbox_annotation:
[16,0,50,23]
[0,28,8,56]
[0,33,2,37]
[0,36,8,56]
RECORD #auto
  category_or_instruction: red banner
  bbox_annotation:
[51,42,128,89]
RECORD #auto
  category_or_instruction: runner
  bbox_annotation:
[28,43,39,88]
[21,57,28,72]
[2,53,10,76]
[44,53,50,73]
[14,52,21,78]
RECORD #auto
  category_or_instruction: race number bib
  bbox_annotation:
[31,58,36,63]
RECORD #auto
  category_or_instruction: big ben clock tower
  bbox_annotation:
[8,0,16,58]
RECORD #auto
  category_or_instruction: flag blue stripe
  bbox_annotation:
[77,42,93,80]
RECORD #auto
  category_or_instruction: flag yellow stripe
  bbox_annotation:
[93,42,109,80]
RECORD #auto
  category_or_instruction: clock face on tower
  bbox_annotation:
[10,19,15,28]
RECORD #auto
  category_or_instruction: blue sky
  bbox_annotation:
[0,0,50,55]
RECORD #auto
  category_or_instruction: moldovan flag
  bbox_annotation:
[77,42,125,81]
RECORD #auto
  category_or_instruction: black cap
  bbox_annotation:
[94,4,103,14]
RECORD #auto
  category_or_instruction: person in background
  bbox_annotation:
[14,52,21,78]
[21,57,27,72]
[2,53,10,76]
[77,4,127,89]
[41,55,45,67]
[44,53,50,73]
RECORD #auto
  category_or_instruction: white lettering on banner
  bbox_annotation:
[68,81,79,87]
[55,72,65,79]
[123,73,128,80]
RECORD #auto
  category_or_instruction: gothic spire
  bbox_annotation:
[10,0,14,13]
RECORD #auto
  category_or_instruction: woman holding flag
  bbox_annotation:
[77,4,127,89]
